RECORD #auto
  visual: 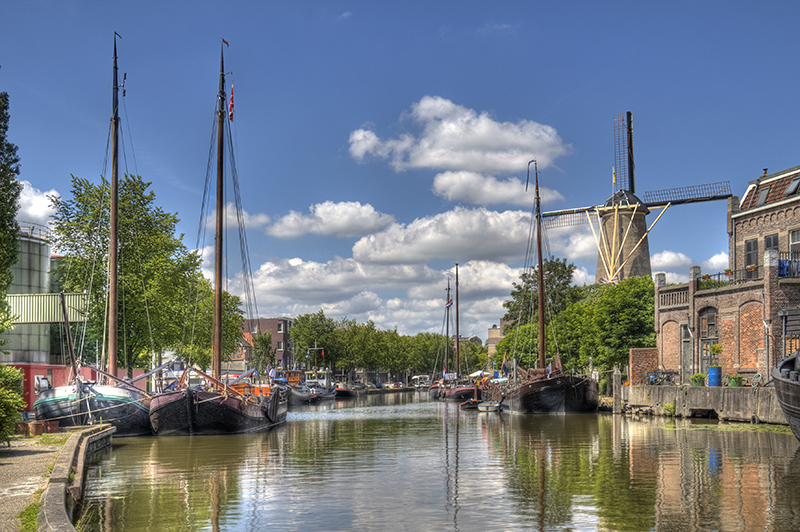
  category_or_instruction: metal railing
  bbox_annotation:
[697,267,762,289]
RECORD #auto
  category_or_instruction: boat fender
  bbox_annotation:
[750,415,760,424]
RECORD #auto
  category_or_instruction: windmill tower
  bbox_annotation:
[543,112,732,283]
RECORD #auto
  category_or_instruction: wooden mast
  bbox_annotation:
[108,34,120,378]
[213,43,226,380]
[445,279,451,378]
[455,263,459,378]
[533,160,545,369]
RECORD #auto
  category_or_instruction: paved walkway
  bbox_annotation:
[0,435,66,532]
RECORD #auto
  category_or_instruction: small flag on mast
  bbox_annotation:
[445,298,453,309]
[229,85,234,121]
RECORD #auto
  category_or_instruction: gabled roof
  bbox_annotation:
[738,165,800,213]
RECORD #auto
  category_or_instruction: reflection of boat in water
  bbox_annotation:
[484,160,598,415]
[150,42,287,435]
[772,352,800,441]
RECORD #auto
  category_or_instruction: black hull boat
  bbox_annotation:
[34,382,152,436]
[772,353,800,441]
[149,385,288,436]
[484,161,598,416]
[487,374,598,414]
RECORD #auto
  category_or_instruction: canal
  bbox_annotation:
[79,392,800,531]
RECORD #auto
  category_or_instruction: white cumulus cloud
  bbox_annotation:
[700,251,729,273]
[651,250,693,271]
[349,96,571,174]
[352,207,532,264]
[267,201,394,238]
[17,180,58,226]
[205,202,270,231]
[432,171,564,206]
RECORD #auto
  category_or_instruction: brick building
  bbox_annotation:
[239,317,294,369]
[652,166,800,384]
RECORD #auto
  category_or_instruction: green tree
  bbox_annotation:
[0,365,25,444]
[502,257,581,333]
[590,275,656,368]
[0,93,22,345]
[291,310,342,369]
[50,174,234,374]
[251,330,274,381]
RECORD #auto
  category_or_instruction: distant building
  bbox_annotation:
[487,324,504,358]
[650,166,800,385]
[240,317,294,369]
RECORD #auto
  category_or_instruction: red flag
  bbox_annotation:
[228,85,234,121]
[321,349,324,358]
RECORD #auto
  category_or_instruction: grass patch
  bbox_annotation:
[17,489,43,532]
[37,433,69,446]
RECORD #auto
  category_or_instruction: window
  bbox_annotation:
[277,323,284,333]
[277,341,284,351]
[251,322,258,334]
[699,308,718,339]
[786,177,800,195]
[745,238,758,267]
[765,233,779,250]
[792,230,800,259]
[755,185,771,207]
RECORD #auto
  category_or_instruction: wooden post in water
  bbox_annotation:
[613,366,622,414]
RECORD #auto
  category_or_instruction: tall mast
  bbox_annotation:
[533,160,545,369]
[108,34,120,378]
[455,263,459,377]
[445,279,451,378]
[213,44,226,380]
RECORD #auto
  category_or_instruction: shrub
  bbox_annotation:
[0,365,26,444]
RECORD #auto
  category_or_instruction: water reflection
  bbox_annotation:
[79,394,800,531]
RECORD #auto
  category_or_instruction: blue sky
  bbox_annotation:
[3,1,800,342]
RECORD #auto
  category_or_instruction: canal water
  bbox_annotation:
[79,392,800,531]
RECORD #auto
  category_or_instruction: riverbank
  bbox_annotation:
[0,432,69,532]
[626,383,787,424]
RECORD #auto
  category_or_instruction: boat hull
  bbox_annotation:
[34,383,152,436]
[149,389,193,435]
[441,386,480,402]
[487,375,598,414]
[772,354,800,442]
[150,386,289,435]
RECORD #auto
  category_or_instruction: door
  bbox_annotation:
[681,325,693,383]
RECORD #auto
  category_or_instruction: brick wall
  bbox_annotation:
[629,347,658,384]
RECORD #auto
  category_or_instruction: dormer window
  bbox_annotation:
[785,177,800,196]
[755,185,771,207]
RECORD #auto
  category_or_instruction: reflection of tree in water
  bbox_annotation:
[494,415,657,531]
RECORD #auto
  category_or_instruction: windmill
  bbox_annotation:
[542,112,732,283]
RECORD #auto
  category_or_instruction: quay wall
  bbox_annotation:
[39,425,115,532]
[627,384,787,424]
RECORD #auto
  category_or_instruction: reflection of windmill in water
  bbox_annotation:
[542,112,733,283]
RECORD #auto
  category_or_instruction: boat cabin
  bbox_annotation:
[275,369,303,386]
[304,368,332,388]
[411,375,431,389]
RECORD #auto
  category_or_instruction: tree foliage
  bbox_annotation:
[290,310,487,378]
[0,93,22,344]
[251,330,274,382]
[498,260,656,372]
[502,257,582,333]
[50,174,242,373]
[0,365,25,444]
